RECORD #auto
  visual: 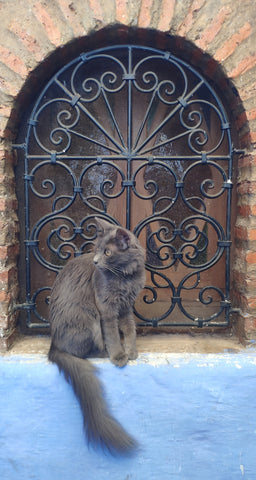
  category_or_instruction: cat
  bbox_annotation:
[48,217,145,454]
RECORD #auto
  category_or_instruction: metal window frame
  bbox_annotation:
[13,44,240,332]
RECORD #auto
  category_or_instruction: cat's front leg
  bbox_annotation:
[119,313,138,361]
[101,315,128,367]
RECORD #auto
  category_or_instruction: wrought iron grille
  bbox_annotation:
[14,45,236,331]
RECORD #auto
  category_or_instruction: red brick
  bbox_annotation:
[138,0,154,28]
[33,1,62,46]
[228,53,256,78]
[177,0,206,36]
[238,155,255,169]
[237,205,251,217]
[235,111,248,130]
[0,46,28,78]
[250,131,256,144]
[89,0,104,21]
[0,106,12,118]
[234,225,248,241]
[249,229,256,241]
[248,297,256,310]
[175,36,186,52]
[0,76,19,97]
[0,332,17,351]
[116,0,128,23]
[191,47,204,65]
[0,244,19,262]
[0,127,16,141]
[239,132,253,149]
[195,6,232,50]
[246,251,256,264]
[155,32,168,50]
[204,58,219,79]
[0,198,18,212]
[214,22,252,62]
[0,269,9,284]
[239,81,256,103]
[244,317,256,333]
[9,20,44,62]
[57,0,84,37]
[0,149,14,165]
[0,291,8,303]
[0,246,8,260]
[158,0,176,31]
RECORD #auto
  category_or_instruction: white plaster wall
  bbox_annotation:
[1,351,256,479]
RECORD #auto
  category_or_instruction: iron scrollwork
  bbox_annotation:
[14,45,234,330]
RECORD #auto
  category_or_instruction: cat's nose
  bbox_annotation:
[93,254,99,265]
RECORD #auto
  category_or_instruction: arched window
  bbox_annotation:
[14,44,237,332]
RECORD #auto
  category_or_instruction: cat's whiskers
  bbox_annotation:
[105,264,125,278]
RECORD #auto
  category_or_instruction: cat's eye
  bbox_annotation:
[104,249,112,257]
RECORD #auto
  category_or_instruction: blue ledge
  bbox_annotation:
[1,350,256,480]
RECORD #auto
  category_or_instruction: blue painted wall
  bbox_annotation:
[0,351,256,480]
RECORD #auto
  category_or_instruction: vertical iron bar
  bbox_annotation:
[24,138,32,325]
[224,130,233,317]
[224,148,233,321]
[126,46,133,230]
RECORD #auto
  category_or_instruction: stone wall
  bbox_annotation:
[0,0,256,348]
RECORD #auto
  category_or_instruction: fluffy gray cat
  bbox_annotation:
[48,217,145,454]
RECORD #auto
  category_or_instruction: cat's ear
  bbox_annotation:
[94,217,112,236]
[116,228,130,250]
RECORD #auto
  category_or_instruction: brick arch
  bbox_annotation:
[1,2,255,141]
[0,15,255,347]
[7,25,249,143]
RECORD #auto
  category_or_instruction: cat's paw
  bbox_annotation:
[111,351,129,367]
[128,349,138,360]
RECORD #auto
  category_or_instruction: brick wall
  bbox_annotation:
[0,0,256,349]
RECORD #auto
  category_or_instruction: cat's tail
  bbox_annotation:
[48,345,137,455]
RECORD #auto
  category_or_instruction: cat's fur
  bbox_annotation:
[48,218,145,454]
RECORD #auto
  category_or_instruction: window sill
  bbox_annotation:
[3,333,244,357]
